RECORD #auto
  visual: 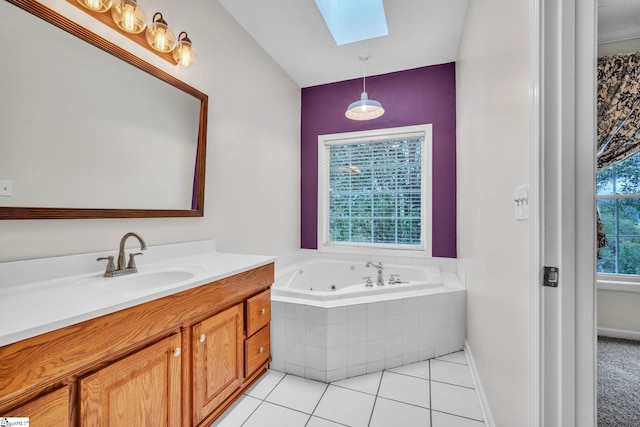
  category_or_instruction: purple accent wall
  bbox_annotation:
[301,63,457,258]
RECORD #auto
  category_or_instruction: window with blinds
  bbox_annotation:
[597,150,640,275]
[318,125,431,254]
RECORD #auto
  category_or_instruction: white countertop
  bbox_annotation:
[0,240,275,347]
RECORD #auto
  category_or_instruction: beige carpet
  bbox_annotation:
[598,336,640,427]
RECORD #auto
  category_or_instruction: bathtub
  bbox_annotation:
[270,258,465,382]
[272,260,443,303]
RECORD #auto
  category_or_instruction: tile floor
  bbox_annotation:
[212,351,485,427]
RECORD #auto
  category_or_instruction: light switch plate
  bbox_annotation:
[0,180,13,197]
[514,184,529,220]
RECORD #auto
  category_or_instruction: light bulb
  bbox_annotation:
[78,0,112,13]
[123,6,135,32]
[111,0,146,34]
[179,48,192,66]
[155,31,167,51]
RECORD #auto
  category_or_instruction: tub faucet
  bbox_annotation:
[366,261,384,286]
[97,232,147,277]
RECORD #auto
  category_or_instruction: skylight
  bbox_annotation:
[315,0,389,46]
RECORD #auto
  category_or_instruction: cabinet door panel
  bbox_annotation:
[6,385,70,426]
[79,334,182,427]
[192,303,243,424]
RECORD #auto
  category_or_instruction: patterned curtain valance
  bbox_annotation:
[597,52,640,170]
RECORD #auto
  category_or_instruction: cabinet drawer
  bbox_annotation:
[246,289,271,337]
[245,325,270,377]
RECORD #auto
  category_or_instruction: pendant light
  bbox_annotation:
[345,54,385,121]
[146,13,176,53]
[111,0,146,34]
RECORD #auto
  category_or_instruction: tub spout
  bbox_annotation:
[366,261,384,286]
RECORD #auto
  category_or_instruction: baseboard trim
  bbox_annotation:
[598,327,640,341]
[464,340,496,427]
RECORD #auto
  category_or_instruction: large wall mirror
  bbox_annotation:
[0,0,208,219]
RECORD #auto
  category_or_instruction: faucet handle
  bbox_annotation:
[389,274,400,284]
[97,256,115,277]
[362,276,373,287]
[127,252,144,269]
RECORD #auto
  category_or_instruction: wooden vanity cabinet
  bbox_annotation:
[0,263,273,427]
[79,333,182,426]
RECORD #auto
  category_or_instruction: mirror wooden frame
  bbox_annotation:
[1,0,208,220]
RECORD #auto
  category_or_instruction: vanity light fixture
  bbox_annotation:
[111,0,146,34]
[67,0,197,67]
[345,54,385,121]
[173,32,197,67]
[77,0,112,13]
[146,13,176,53]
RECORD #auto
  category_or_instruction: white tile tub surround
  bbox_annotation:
[271,289,466,382]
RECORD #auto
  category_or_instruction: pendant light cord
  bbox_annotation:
[362,58,366,93]
[361,56,369,94]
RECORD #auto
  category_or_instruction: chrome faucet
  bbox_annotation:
[366,261,384,286]
[97,232,147,277]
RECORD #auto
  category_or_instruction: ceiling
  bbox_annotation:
[599,0,640,44]
[217,0,469,88]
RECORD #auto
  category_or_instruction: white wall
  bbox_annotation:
[599,37,640,57]
[0,0,301,261]
[456,0,532,425]
[598,290,640,334]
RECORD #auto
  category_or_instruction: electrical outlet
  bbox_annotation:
[0,180,13,197]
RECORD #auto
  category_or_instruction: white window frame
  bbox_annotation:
[596,187,640,292]
[317,124,433,258]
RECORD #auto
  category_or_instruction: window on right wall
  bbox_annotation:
[597,151,640,275]
[317,124,432,257]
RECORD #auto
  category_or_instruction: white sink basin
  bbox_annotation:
[73,268,203,293]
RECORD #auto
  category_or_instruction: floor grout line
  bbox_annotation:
[429,359,433,427]
[433,357,469,366]
[239,372,288,427]
[367,395,379,426]
[330,382,378,396]
[384,369,430,382]
[430,378,476,390]
[431,408,485,423]
[374,395,431,410]
[365,370,386,426]
[305,382,330,426]
[239,398,263,427]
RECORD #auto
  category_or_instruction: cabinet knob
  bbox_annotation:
[173,347,181,357]
[199,334,206,343]
[259,347,264,354]
[260,308,266,315]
